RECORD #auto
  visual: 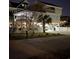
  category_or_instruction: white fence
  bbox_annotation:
[58,27,70,35]
[59,27,70,32]
[45,27,70,35]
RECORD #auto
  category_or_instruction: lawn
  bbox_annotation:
[9,32,64,40]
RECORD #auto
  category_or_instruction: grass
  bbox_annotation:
[9,32,64,40]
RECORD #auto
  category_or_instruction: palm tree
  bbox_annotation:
[38,14,52,33]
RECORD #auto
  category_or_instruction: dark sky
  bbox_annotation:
[10,0,70,16]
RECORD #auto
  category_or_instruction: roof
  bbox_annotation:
[9,0,61,7]
[40,1,61,7]
[9,0,62,13]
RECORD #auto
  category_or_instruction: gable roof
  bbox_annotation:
[40,1,61,7]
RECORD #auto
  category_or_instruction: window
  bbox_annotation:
[46,7,55,13]
[49,7,55,10]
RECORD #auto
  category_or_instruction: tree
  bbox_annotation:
[38,14,52,33]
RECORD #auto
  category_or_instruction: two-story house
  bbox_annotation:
[9,0,63,33]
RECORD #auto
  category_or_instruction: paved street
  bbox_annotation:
[9,35,70,59]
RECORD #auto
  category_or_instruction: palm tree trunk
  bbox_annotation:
[43,19,45,33]
[13,15,15,32]
[21,19,22,31]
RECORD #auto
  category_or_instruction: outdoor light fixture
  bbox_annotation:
[22,4,24,7]
[38,24,42,27]
[23,22,26,25]
[14,18,16,21]
[34,22,37,24]
[45,24,49,27]
[63,21,67,23]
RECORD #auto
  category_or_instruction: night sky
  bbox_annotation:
[10,0,70,16]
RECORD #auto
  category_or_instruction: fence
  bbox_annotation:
[59,27,70,32]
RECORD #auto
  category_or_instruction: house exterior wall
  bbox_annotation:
[12,9,62,32]
[44,4,62,15]
[44,4,62,25]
